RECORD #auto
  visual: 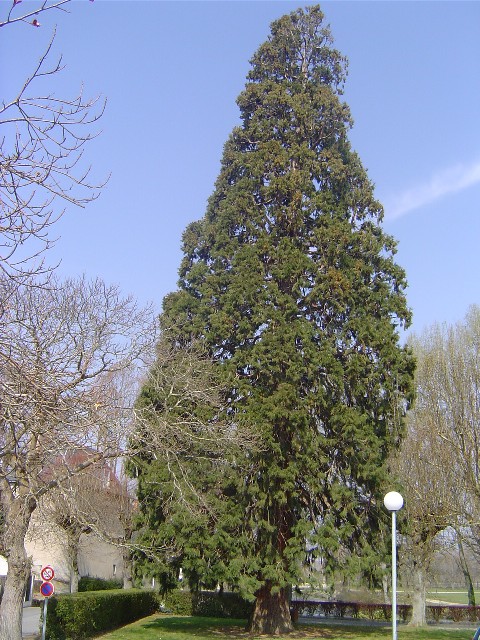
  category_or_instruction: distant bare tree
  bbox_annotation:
[31,457,132,592]
[0,274,157,640]
[1,0,105,283]
[391,413,456,625]
[429,529,480,594]
[393,307,480,625]
[407,308,480,517]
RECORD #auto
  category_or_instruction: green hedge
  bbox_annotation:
[193,591,253,619]
[162,589,194,616]
[291,600,411,622]
[45,589,158,640]
[78,577,123,592]
[162,590,252,619]
[291,599,480,624]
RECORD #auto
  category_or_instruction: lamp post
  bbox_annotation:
[384,491,403,640]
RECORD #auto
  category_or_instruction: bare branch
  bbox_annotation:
[0,18,106,283]
[0,274,157,548]
[1,1,72,30]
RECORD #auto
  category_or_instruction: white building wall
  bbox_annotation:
[25,505,125,592]
[77,534,123,582]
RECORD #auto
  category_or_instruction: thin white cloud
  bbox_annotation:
[384,160,480,221]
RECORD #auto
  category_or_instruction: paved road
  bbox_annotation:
[22,606,41,638]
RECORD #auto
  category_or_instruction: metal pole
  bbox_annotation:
[384,491,403,640]
[392,510,397,640]
[41,598,48,640]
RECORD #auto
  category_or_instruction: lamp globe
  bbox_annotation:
[384,491,404,512]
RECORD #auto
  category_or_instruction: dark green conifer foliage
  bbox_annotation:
[134,5,415,634]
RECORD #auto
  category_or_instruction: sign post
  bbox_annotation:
[40,566,55,640]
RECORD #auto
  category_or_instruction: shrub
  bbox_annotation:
[292,600,412,623]
[356,602,388,620]
[292,600,480,624]
[45,589,158,640]
[426,604,480,623]
[193,591,253,619]
[161,590,253,619]
[162,590,193,616]
[78,577,123,592]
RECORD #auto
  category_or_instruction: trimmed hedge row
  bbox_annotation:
[163,590,253,619]
[193,591,253,619]
[78,577,123,592]
[45,589,158,640]
[291,599,480,623]
[163,590,194,616]
[426,604,480,623]
[292,600,400,621]
[44,588,251,639]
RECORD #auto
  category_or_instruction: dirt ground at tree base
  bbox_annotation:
[209,621,391,639]
[210,630,341,638]
[208,619,477,638]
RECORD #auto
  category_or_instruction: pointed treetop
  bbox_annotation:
[247,5,347,90]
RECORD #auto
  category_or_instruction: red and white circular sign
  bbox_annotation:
[40,566,55,581]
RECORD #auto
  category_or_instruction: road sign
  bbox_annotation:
[40,581,54,597]
[40,566,54,581]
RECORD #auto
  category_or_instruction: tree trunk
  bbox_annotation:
[247,583,293,635]
[381,562,391,604]
[123,550,133,589]
[69,566,79,593]
[457,532,475,606]
[408,561,426,626]
[0,495,36,640]
[0,538,31,640]
[66,528,81,593]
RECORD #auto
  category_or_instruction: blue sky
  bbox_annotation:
[2,1,480,338]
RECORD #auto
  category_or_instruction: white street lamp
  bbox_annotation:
[384,491,403,640]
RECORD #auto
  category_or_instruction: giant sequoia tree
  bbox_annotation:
[135,6,414,634]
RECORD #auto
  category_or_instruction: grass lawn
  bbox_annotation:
[98,615,477,640]
[426,590,480,605]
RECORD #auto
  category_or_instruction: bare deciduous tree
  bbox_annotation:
[392,307,480,625]
[0,274,157,640]
[391,413,456,625]
[132,329,259,517]
[127,329,261,591]
[1,0,105,283]
[29,458,132,593]
[407,308,480,513]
